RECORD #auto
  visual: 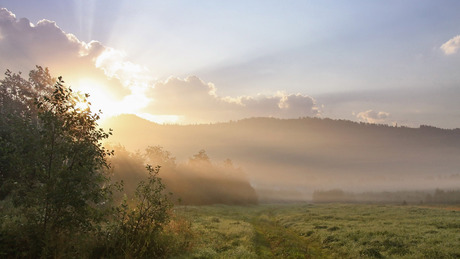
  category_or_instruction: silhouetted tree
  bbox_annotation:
[0,67,54,198]
[145,145,176,168]
[223,158,234,168]
[189,149,211,166]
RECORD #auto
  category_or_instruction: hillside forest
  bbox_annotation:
[103,112,460,202]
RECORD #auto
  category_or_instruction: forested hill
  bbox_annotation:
[103,115,460,200]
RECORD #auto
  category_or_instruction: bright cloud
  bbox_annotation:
[356,110,390,124]
[0,8,320,124]
[95,47,153,86]
[144,76,320,124]
[0,8,98,68]
[441,35,460,55]
[0,8,153,118]
[0,8,120,92]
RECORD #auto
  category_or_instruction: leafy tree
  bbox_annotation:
[0,67,54,198]
[0,67,113,257]
[33,74,113,233]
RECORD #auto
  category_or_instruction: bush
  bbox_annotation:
[100,165,177,258]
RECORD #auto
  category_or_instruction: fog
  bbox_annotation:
[103,115,460,202]
[107,145,257,205]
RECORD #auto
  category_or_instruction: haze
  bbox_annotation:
[1,2,460,202]
[104,115,460,201]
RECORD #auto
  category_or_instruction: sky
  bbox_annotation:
[1,0,460,127]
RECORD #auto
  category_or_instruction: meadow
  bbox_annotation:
[174,203,460,258]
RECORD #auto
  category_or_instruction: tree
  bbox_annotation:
[145,145,176,169]
[0,67,113,256]
[33,74,113,233]
[0,67,54,198]
[188,149,211,166]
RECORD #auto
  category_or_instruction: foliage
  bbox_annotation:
[0,67,186,258]
[85,165,190,259]
[98,165,179,258]
[0,67,53,199]
[0,67,113,257]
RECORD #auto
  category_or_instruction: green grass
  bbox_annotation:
[173,203,460,258]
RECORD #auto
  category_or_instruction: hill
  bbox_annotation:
[102,115,460,201]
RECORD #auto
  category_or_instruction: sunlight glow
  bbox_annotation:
[76,78,178,124]
[76,78,123,119]
[136,113,181,124]
[74,95,90,112]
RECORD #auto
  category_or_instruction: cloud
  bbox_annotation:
[1,8,320,124]
[441,35,460,55]
[95,47,154,87]
[356,110,390,124]
[0,8,98,70]
[0,8,156,117]
[0,8,116,89]
[144,76,320,123]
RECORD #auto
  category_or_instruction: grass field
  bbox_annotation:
[173,203,460,258]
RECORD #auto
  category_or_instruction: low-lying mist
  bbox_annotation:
[312,189,460,204]
[103,115,460,202]
[107,145,257,205]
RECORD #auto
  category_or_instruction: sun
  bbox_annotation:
[74,94,90,112]
[76,78,123,119]
[75,77,181,124]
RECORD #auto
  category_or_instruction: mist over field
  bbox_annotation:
[103,115,460,202]
[3,2,460,257]
[2,2,460,204]
[107,145,257,205]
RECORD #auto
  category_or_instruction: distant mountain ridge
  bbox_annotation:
[103,115,460,200]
